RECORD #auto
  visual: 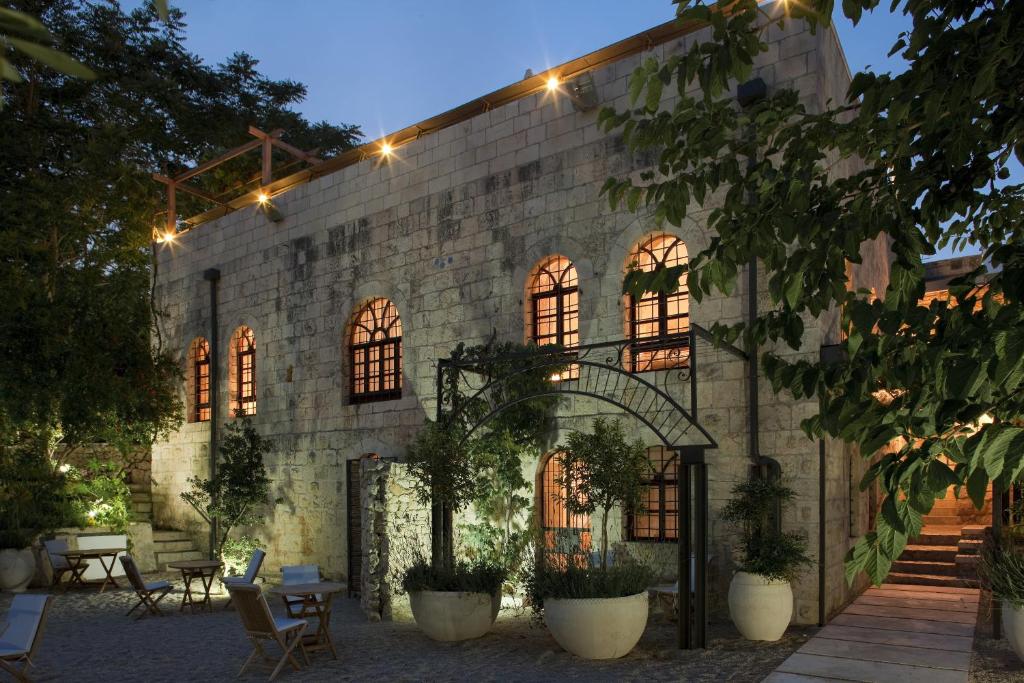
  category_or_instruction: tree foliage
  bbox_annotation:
[181,417,274,557]
[602,0,1023,584]
[0,0,362,460]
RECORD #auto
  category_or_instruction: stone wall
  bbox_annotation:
[151,11,876,624]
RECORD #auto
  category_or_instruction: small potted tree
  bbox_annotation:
[722,477,811,641]
[980,533,1024,661]
[535,418,653,659]
[402,419,506,641]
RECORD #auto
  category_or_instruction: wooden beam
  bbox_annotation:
[172,138,262,183]
[269,137,322,165]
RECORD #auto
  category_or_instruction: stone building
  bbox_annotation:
[150,7,888,625]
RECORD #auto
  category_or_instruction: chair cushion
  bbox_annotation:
[0,598,44,654]
[144,580,171,591]
[221,576,249,585]
[272,617,306,632]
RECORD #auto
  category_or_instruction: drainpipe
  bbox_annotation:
[203,268,221,560]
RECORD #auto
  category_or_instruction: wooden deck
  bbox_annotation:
[765,583,979,683]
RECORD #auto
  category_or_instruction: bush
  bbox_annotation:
[221,535,263,577]
[526,560,653,614]
[66,460,132,535]
[721,477,811,583]
[980,534,1024,609]
[400,559,507,595]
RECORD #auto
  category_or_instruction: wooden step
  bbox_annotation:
[891,559,959,576]
[898,544,957,562]
[885,571,977,589]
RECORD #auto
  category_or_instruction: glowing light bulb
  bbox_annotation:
[257,192,269,204]
[549,372,562,382]
[380,142,393,157]
[163,232,175,243]
[546,75,560,92]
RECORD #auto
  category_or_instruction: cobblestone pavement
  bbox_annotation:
[1,576,813,682]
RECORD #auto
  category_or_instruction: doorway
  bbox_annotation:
[538,450,591,565]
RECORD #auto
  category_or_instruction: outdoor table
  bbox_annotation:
[167,559,223,613]
[57,547,126,593]
[267,581,346,659]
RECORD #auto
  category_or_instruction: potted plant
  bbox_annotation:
[402,419,505,640]
[721,477,811,641]
[979,533,1024,661]
[536,418,653,659]
[402,559,506,641]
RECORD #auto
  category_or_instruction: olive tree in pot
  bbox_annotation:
[722,478,811,641]
[538,418,653,659]
[980,533,1024,661]
[403,419,506,641]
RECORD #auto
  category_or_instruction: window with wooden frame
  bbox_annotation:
[627,446,679,542]
[188,338,211,422]
[527,255,579,379]
[625,234,690,372]
[350,298,403,404]
[229,326,256,416]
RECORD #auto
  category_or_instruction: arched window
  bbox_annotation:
[228,326,256,416]
[527,256,579,349]
[625,234,690,372]
[350,298,403,403]
[627,446,679,542]
[538,451,591,561]
[186,338,211,423]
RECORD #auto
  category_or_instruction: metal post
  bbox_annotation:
[431,363,444,568]
[203,268,221,560]
[689,330,698,422]
[818,438,827,626]
[993,482,1003,639]
[679,463,692,649]
[694,461,708,648]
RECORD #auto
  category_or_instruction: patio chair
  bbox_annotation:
[226,583,308,682]
[223,548,266,610]
[119,555,173,620]
[43,539,88,588]
[281,564,321,620]
[0,593,53,682]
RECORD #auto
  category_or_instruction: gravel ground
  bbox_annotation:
[1,575,813,682]
[970,599,1024,683]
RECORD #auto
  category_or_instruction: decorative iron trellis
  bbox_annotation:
[432,325,745,649]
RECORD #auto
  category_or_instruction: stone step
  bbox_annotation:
[911,529,960,545]
[958,538,983,555]
[153,529,192,542]
[891,559,960,576]
[152,539,195,553]
[128,483,150,494]
[154,550,203,568]
[898,544,958,562]
[922,515,962,526]
[131,501,152,513]
[956,554,980,573]
[885,571,977,589]
[962,525,987,538]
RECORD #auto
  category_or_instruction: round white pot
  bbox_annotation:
[409,590,500,642]
[544,592,648,659]
[1002,604,1024,662]
[728,571,793,641]
[0,548,36,593]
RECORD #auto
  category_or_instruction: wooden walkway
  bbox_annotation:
[765,583,979,683]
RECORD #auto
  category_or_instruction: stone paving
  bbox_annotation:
[1,574,813,682]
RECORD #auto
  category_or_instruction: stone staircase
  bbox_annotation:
[128,483,153,523]
[153,529,204,569]
[888,524,984,588]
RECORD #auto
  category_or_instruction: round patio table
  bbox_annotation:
[57,547,126,593]
[167,559,223,613]
[268,581,346,659]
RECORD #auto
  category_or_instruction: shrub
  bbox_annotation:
[400,558,507,595]
[980,534,1024,609]
[721,477,811,583]
[66,460,132,535]
[526,560,653,614]
[221,535,263,577]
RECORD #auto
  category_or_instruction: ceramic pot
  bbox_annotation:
[409,590,500,641]
[728,571,794,641]
[0,548,36,593]
[544,592,649,659]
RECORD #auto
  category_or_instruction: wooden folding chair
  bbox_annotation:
[226,584,309,681]
[119,555,172,620]
[222,548,266,610]
[0,593,53,682]
[43,539,89,589]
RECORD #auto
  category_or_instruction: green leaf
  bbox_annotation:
[6,37,96,80]
[966,466,989,508]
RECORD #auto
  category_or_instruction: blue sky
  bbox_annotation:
[160,1,997,259]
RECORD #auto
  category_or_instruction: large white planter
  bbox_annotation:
[728,571,793,641]
[409,590,500,641]
[0,548,36,593]
[544,592,648,659]
[1003,604,1024,662]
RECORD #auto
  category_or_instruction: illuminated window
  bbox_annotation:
[539,451,591,564]
[625,234,690,372]
[350,298,403,403]
[627,446,679,542]
[186,338,211,423]
[527,256,579,379]
[229,326,256,416]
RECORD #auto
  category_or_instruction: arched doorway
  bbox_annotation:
[538,451,591,565]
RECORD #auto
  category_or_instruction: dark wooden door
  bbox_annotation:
[346,459,362,597]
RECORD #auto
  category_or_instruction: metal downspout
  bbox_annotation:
[203,268,221,560]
